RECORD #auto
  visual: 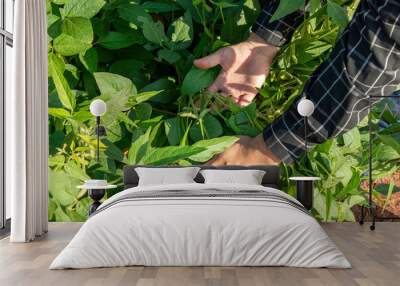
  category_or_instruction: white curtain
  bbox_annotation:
[8,0,48,242]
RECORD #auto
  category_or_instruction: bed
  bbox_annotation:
[50,165,351,269]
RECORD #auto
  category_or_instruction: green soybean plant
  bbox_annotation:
[47,0,398,222]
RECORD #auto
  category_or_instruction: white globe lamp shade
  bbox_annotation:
[90,99,107,116]
[297,98,315,117]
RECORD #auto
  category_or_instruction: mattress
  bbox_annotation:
[50,183,351,269]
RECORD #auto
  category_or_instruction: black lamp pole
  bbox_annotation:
[359,94,400,230]
[297,97,313,157]
[304,116,308,155]
[368,96,375,230]
[96,116,100,163]
[90,99,107,164]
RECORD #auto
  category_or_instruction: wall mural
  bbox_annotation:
[47,0,400,222]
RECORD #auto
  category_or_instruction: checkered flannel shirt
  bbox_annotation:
[252,0,400,163]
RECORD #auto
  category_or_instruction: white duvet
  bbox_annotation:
[50,183,351,269]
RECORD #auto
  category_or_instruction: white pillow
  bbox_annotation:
[200,169,266,185]
[135,167,200,186]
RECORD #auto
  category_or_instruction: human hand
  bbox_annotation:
[194,33,279,106]
[207,134,281,166]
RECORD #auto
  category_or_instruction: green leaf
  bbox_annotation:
[99,94,129,127]
[382,180,395,211]
[71,110,93,122]
[64,0,105,19]
[48,155,65,168]
[158,49,181,64]
[221,0,261,44]
[270,0,304,23]
[375,144,400,161]
[327,0,348,28]
[83,71,98,97]
[378,134,400,155]
[110,59,144,75]
[189,114,224,142]
[295,40,332,64]
[333,156,353,186]
[117,3,151,27]
[47,14,60,28]
[47,13,62,40]
[227,103,260,136]
[94,72,134,96]
[181,67,218,96]
[54,207,73,222]
[138,116,164,130]
[63,17,93,44]
[149,120,164,146]
[74,198,91,221]
[48,108,71,119]
[64,161,90,181]
[54,33,92,56]
[128,128,151,164]
[103,139,124,162]
[336,169,361,199]
[105,121,124,143]
[109,59,147,88]
[98,32,136,50]
[133,90,164,104]
[138,16,169,45]
[235,103,256,124]
[168,12,193,50]
[346,195,366,208]
[48,54,74,110]
[79,48,98,72]
[165,117,184,146]
[48,17,63,41]
[49,169,80,207]
[337,202,356,222]
[53,0,68,5]
[49,131,65,155]
[175,0,202,23]
[64,64,79,89]
[379,122,400,135]
[134,103,152,121]
[141,78,177,104]
[189,136,239,162]
[48,199,58,221]
[309,0,320,14]
[341,127,361,152]
[140,146,205,166]
[142,1,181,13]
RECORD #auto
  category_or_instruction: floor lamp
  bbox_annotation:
[297,98,315,153]
[86,99,110,215]
[359,94,400,230]
[89,99,107,163]
[289,98,320,211]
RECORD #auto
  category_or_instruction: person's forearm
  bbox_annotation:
[251,0,305,47]
[263,0,400,164]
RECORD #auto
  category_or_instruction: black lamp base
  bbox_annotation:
[88,189,106,215]
[296,180,314,211]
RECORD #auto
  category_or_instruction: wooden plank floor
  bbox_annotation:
[0,222,399,286]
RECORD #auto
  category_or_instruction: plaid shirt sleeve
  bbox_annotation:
[251,0,305,47]
[263,0,400,164]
